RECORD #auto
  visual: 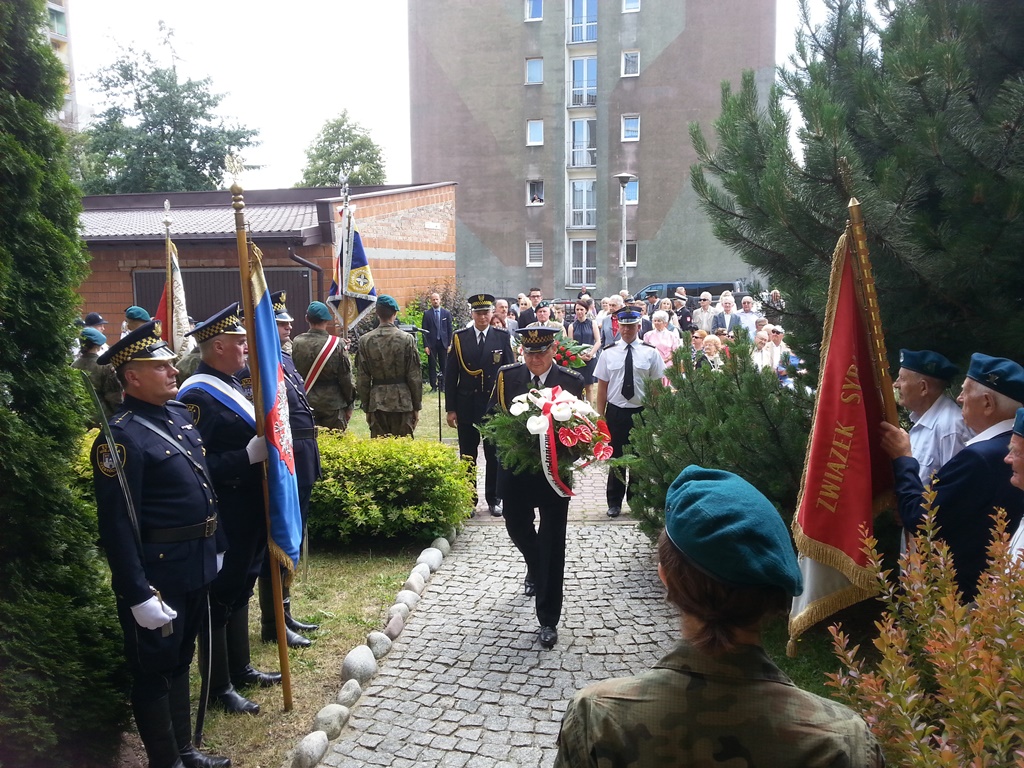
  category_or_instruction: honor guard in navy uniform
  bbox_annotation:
[256,291,321,648]
[881,353,1024,601]
[178,305,281,716]
[488,326,585,649]
[445,293,515,516]
[90,321,230,768]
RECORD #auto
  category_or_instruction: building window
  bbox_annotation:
[625,241,638,267]
[569,57,597,107]
[569,118,596,167]
[570,0,597,43]
[527,180,545,204]
[48,8,67,36]
[569,239,597,286]
[623,0,640,11]
[526,58,544,84]
[527,241,544,267]
[570,180,596,228]
[622,114,640,141]
[526,0,542,21]
[620,179,639,205]
[527,119,544,146]
[622,51,639,77]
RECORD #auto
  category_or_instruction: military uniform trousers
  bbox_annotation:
[502,486,570,628]
[605,402,643,507]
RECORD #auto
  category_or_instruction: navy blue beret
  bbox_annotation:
[1014,407,1024,438]
[899,349,958,382]
[966,353,1024,404]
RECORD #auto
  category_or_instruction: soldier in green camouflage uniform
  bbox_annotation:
[72,326,122,423]
[174,346,202,386]
[355,295,422,437]
[554,467,884,768]
[291,301,355,430]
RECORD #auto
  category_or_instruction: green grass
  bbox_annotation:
[346,389,459,442]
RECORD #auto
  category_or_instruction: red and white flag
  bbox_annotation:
[153,240,195,355]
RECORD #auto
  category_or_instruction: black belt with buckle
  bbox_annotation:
[292,427,318,440]
[142,516,218,544]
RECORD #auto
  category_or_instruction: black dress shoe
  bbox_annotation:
[488,503,503,517]
[215,686,259,715]
[285,612,320,633]
[261,624,311,648]
[607,506,622,518]
[539,626,558,649]
[180,744,232,768]
[231,665,282,689]
[524,577,536,596]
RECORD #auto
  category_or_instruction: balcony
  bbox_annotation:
[568,15,597,44]
[568,141,596,168]
[568,81,597,108]
[568,209,597,229]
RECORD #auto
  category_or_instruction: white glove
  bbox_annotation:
[216,552,225,573]
[245,435,268,464]
[130,595,177,630]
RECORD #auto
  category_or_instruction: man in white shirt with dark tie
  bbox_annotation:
[594,309,665,518]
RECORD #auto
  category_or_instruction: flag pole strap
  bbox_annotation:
[229,174,294,712]
[847,199,898,426]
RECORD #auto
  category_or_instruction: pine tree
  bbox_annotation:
[0,1,130,763]
[690,0,1024,374]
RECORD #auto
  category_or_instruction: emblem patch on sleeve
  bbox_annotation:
[96,443,126,477]
[186,403,201,424]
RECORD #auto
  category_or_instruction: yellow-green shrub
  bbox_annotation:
[310,431,473,543]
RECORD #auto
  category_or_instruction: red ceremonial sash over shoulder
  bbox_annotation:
[304,335,341,391]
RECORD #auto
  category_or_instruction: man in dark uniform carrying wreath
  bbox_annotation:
[178,304,282,716]
[445,293,515,516]
[90,320,230,768]
[489,325,585,649]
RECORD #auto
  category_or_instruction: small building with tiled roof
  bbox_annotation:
[77,183,457,341]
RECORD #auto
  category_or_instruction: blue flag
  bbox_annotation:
[328,204,377,328]
[250,244,303,570]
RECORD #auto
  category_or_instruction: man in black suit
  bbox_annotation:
[421,292,453,390]
[489,326,585,649]
[445,293,515,516]
[518,286,543,327]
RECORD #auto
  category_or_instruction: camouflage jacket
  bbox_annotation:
[174,347,202,387]
[554,639,884,768]
[72,352,122,423]
[355,322,422,413]
[292,329,356,422]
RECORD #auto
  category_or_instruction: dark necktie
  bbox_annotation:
[478,331,485,347]
[622,343,635,400]
[532,375,541,388]
[435,309,441,340]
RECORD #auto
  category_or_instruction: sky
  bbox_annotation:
[68,0,819,190]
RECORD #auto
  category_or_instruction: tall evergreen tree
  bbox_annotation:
[0,1,129,764]
[77,28,258,194]
[690,0,1024,373]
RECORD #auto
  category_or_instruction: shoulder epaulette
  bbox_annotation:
[165,399,187,409]
[109,410,134,427]
[498,362,523,373]
[642,342,658,349]
[555,364,585,381]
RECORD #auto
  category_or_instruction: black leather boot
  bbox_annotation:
[283,585,319,633]
[209,623,259,715]
[258,576,310,648]
[133,693,186,768]
[169,673,231,767]
[228,604,282,689]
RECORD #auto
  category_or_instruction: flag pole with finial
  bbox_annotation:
[163,200,174,346]
[226,154,294,711]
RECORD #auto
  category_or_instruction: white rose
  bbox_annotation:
[526,414,550,435]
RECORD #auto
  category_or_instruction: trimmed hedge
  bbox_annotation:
[310,431,473,543]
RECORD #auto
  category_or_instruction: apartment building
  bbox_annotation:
[409,0,775,298]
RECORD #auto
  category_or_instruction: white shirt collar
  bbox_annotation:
[966,417,1015,446]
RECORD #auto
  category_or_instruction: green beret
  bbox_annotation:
[664,466,802,595]
[377,295,400,312]
[306,301,332,322]
[124,305,151,322]
[80,327,107,347]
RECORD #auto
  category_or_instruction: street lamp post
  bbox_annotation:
[613,172,635,294]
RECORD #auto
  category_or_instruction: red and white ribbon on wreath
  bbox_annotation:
[524,385,575,498]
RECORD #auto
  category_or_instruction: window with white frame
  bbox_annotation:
[622,114,640,141]
[623,0,640,11]
[620,179,638,205]
[526,58,543,84]
[570,0,597,43]
[525,0,542,21]
[569,57,597,107]
[625,241,638,266]
[527,180,545,204]
[569,118,596,167]
[569,239,597,286]
[527,119,544,145]
[622,51,639,77]
[527,241,544,267]
[570,180,596,227]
